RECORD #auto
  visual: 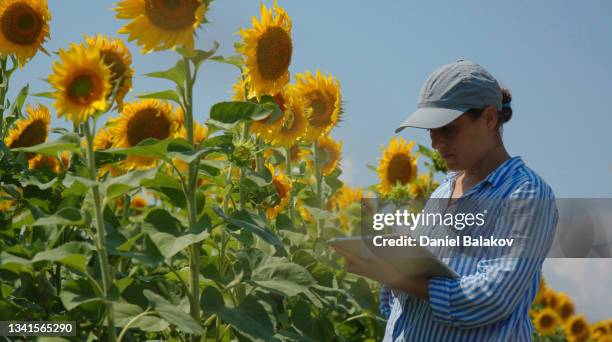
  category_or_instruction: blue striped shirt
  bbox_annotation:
[380,156,558,341]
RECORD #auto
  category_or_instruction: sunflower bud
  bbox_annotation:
[232,138,256,168]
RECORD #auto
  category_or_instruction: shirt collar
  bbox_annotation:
[443,156,524,189]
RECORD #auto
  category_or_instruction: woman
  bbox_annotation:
[339,60,558,341]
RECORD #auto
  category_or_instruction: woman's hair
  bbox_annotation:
[465,84,513,129]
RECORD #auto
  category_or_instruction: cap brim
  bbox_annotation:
[394,107,468,133]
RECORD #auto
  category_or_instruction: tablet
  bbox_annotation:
[328,234,460,279]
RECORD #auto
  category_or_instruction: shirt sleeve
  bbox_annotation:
[379,284,392,319]
[427,180,558,328]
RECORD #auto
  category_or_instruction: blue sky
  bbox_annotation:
[9,1,611,321]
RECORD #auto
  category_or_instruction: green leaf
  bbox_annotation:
[143,290,203,335]
[31,91,55,99]
[103,167,158,201]
[6,84,28,119]
[11,133,80,156]
[177,41,219,67]
[142,209,210,259]
[251,257,315,297]
[0,252,33,273]
[208,101,273,130]
[59,279,101,310]
[136,90,182,105]
[33,208,85,226]
[32,241,93,272]
[113,302,169,332]
[210,55,244,70]
[213,208,284,251]
[242,166,272,187]
[145,59,186,87]
[200,286,275,341]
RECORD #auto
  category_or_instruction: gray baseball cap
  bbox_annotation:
[395,59,503,132]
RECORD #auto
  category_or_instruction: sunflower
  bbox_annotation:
[84,34,133,110]
[266,164,292,220]
[295,197,313,223]
[564,315,590,342]
[249,89,285,142]
[94,127,113,150]
[269,87,309,147]
[28,154,61,173]
[0,0,51,65]
[542,288,560,310]
[591,321,611,340]
[130,194,147,214]
[410,173,439,199]
[376,137,418,195]
[237,1,292,99]
[328,185,363,232]
[534,308,560,336]
[49,43,111,125]
[110,99,178,169]
[5,104,50,153]
[232,76,250,101]
[115,0,207,53]
[0,191,15,211]
[306,135,342,176]
[294,70,342,142]
[556,292,575,322]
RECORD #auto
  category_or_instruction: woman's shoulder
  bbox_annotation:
[505,158,556,200]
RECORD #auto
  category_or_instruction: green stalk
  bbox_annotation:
[84,120,116,342]
[313,141,324,239]
[182,57,202,341]
[285,146,294,221]
[0,57,9,139]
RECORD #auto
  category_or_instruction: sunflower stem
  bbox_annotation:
[313,141,324,239]
[0,57,9,139]
[182,56,202,340]
[84,120,116,342]
[285,146,294,222]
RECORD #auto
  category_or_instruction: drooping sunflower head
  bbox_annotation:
[266,163,292,220]
[268,86,309,147]
[93,127,114,150]
[0,0,51,65]
[294,70,342,142]
[237,0,292,98]
[115,0,207,53]
[534,308,560,336]
[5,103,50,152]
[28,154,62,173]
[110,99,179,169]
[377,137,418,195]
[84,34,133,110]
[49,43,111,125]
[564,315,590,342]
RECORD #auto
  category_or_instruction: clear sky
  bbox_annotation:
[9,0,611,321]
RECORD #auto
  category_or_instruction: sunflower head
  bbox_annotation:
[84,34,133,110]
[0,190,16,211]
[5,103,50,154]
[249,85,289,142]
[94,127,114,150]
[238,1,292,98]
[302,135,341,176]
[534,308,560,336]
[116,0,207,53]
[556,293,575,322]
[49,43,111,125]
[266,163,292,220]
[294,70,342,142]
[28,154,62,173]
[564,315,590,342]
[0,0,51,65]
[377,137,418,195]
[591,321,612,340]
[232,76,251,101]
[110,99,179,169]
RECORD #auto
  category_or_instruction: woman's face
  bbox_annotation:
[429,106,498,171]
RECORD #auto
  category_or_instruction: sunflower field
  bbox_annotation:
[0,1,610,342]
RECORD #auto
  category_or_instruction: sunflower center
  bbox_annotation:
[256,27,292,81]
[307,90,333,127]
[8,119,46,149]
[387,153,413,186]
[571,321,586,335]
[273,178,287,198]
[127,108,171,146]
[68,74,99,104]
[144,0,200,31]
[100,50,127,87]
[1,2,43,45]
[540,315,553,328]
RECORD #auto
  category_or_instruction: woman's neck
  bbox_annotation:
[462,144,511,185]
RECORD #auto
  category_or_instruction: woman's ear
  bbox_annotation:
[482,106,499,130]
